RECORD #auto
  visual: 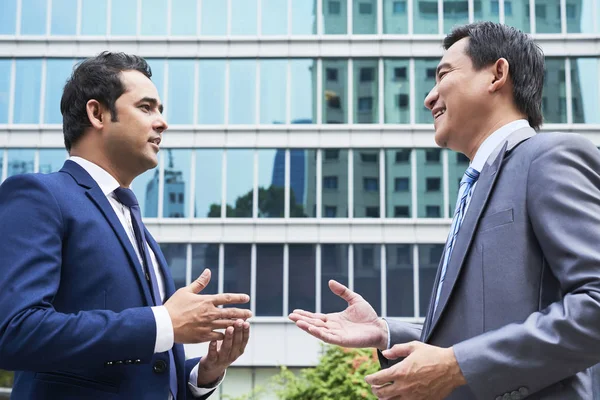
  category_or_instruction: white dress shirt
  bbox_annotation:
[384,119,531,349]
[69,156,222,397]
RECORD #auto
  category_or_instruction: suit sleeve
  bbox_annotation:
[378,319,422,369]
[452,134,600,398]
[0,174,157,371]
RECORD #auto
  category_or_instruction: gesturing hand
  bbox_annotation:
[288,280,388,349]
[196,319,250,387]
[164,269,253,344]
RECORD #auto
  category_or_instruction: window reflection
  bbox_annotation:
[160,243,187,290]
[321,244,349,313]
[167,60,195,124]
[289,244,317,312]
[0,60,11,123]
[322,149,348,218]
[45,59,74,124]
[290,59,316,124]
[198,60,226,124]
[571,58,599,123]
[201,0,227,35]
[566,0,592,33]
[14,59,42,124]
[386,244,414,316]
[291,149,317,218]
[386,149,412,218]
[354,244,381,314]
[443,0,469,34]
[51,0,77,35]
[229,60,256,124]
[81,0,107,35]
[39,149,67,173]
[223,244,251,309]
[258,149,284,218]
[132,167,159,218]
[354,149,380,218]
[535,0,560,33]
[384,59,410,123]
[419,244,443,317]
[192,244,219,295]
[291,0,316,34]
[171,0,197,35]
[226,150,254,218]
[262,0,287,35]
[414,0,439,34]
[141,0,168,35]
[7,149,35,177]
[416,149,443,218]
[474,0,499,23]
[256,244,284,316]
[323,60,348,124]
[21,0,47,35]
[163,149,191,218]
[231,0,257,35]
[110,0,137,35]
[146,59,165,101]
[504,0,530,33]
[353,0,377,34]
[0,0,17,35]
[353,59,379,123]
[383,0,408,35]
[415,59,438,124]
[542,58,566,123]
[323,0,348,34]
[196,150,223,218]
[260,60,287,124]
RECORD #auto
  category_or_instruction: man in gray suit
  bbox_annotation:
[289,22,600,399]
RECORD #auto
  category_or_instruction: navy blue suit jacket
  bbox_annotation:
[0,160,212,400]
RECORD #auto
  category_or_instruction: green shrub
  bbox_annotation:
[0,370,13,388]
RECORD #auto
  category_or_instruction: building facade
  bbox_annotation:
[0,0,599,397]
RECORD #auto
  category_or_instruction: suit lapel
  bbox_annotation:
[60,160,155,306]
[424,127,536,341]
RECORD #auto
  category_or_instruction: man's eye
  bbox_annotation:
[140,104,151,112]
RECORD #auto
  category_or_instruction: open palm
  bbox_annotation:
[289,280,387,349]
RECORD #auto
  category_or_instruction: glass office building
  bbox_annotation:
[0,0,599,397]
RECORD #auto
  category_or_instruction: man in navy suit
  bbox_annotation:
[0,52,252,399]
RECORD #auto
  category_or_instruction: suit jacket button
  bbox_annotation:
[124,359,132,365]
[519,387,529,396]
[114,360,123,365]
[135,359,142,364]
[511,391,521,400]
[105,361,113,366]
[153,360,167,374]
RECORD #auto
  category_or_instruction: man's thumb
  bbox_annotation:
[382,341,418,359]
[187,269,211,293]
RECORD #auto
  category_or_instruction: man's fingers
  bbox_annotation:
[217,307,253,320]
[365,369,394,386]
[328,279,362,304]
[240,321,250,353]
[289,309,328,322]
[211,293,251,307]
[230,320,244,357]
[371,381,400,399]
[205,340,218,361]
[289,314,328,328]
[209,319,243,329]
[203,331,226,342]
[219,326,235,360]
[187,269,211,293]
[382,341,419,359]
[296,324,344,346]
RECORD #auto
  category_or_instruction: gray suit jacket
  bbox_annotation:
[381,128,600,400]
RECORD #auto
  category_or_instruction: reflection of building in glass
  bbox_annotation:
[145,150,185,218]
[386,149,412,218]
[8,160,34,176]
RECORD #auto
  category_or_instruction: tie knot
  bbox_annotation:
[461,167,480,186]
[113,187,139,208]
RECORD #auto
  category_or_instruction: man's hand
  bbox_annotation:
[288,280,388,349]
[164,269,253,344]
[196,319,250,387]
[364,341,466,400]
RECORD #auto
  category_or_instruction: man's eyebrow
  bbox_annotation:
[137,97,164,114]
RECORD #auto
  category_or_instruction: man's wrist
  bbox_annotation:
[446,347,467,388]
[197,359,225,387]
[377,318,389,351]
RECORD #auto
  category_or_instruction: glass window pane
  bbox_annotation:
[131,167,160,218]
[415,59,438,123]
[383,0,408,34]
[262,0,287,35]
[229,60,256,124]
[163,149,191,218]
[14,59,42,124]
[414,0,439,34]
[353,244,381,314]
[386,149,413,218]
[192,244,219,295]
[290,149,317,218]
[260,60,287,124]
[567,0,592,33]
[39,149,67,173]
[141,0,167,35]
[0,60,11,124]
[256,244,284,316]
[223,244,251,309]
[447,150,470,216]
[51,0,77,35]
[416,149,443,218]
[196,149,223,218]
[146,59,165,100]
[7,149,35,177]
[198,60,226,124]
[231,0,257,35]
[384,59,410,123]
[45,59,73,124]
[226,149,254,218]
[321,244,349,313]
[289,244,317,311]
[504,0,530,33]
[81,0,107,35]
[291,0,316,34]
[0,0,18,34]
[473,0,499,23]
[111,0,137,35]
[419,244,443,317]
[386,244,414,317]
[167,60,195,124]
[324,0,348,34]
[542,58,567,123]
[354,149,380,218]
[290,59,316,124]
[353,59,378,124]
[21,0,47,35]
[171,0,198,35]
[535,0,560,33]
[323,59,348,124]
[571,58,599,124]
[201,0,227,35]
[258,149,284,218]
[353,0,377,34]
[443,0,469,33]
[160,243,187,290]
[322,149,348,218]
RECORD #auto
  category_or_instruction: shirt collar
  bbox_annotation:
[68,156,121,196]
[470,119,530,173]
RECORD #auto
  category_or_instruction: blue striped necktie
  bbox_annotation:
[432,166,480,313]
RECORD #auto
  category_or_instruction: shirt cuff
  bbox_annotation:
[383,318,391,350]
[188,363,227,397]
[151,306,174,353]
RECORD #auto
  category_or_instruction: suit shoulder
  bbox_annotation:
[519,131,597,160]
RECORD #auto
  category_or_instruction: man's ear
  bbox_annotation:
[489,58,510,93]
[86,100,105,129]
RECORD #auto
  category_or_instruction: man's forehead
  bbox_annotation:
[439,38,469,66]
[119,70,160,98]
